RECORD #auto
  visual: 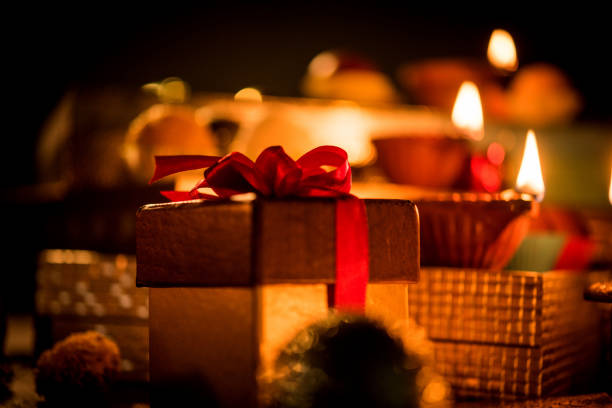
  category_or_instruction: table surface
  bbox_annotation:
[1,361,149,408]
[2,360,611,408]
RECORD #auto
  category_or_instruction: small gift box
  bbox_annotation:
[35,250,149,382]
[408,267,606,399]
[136,146,419,407]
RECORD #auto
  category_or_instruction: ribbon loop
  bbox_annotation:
[150,145,352,199]
[151,145,368,313]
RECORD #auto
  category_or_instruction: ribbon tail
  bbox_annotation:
[334,197,369,313]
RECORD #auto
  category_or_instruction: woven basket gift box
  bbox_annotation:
[35,250,149,382]
[407,267,605,399]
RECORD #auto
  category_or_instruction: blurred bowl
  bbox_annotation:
[397,58,495,111]
[373,135,469,188]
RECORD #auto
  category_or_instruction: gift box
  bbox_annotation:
[408,267,606,399]
[35,250,149,382]
[136,197,419,407]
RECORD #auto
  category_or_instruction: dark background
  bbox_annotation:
[4,4,612,189]
[1,3,611,316]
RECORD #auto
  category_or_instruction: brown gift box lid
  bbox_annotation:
[136,197,419,287]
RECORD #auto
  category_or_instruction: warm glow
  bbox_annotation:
[487,142,505,166]
[451,81,484,140]
[308,51,339,78]
[234,87,263,103]
[516,130,545,201]
[174,173,201,192]
[608,165,612,205]
[487,29,518,72]
[142,77,188,103]
[316,107,374,166]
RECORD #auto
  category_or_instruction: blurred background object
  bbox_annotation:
[505,63,582,126]
[397,58,496,114]
[1,3,611,327]
[268,314,450,408]
[35,331,120,405]
[301,50,398,104]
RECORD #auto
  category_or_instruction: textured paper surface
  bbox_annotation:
[409,267,605,399]
[149,287,257,407]
[137,198,419,286]
[258,284,328,378]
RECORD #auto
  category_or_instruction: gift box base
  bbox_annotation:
[149,283,411,407]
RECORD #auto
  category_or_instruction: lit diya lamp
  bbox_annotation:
[506,132,601,272]
[450,81,505,192]
[359,96,542,269]
[396,28,517,116]
[371,81,480,189]
[481,28,519,121]
[486,28,582,126]
[415,129,543,269]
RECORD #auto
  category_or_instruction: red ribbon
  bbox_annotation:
[150,145,369,313]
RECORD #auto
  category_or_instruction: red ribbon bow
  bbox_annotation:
[151,145,369,313]
[151,145,352,200]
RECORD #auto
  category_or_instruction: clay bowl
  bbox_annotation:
[373,135,470,189]
[416,192,536,269]
[396,58,496,111]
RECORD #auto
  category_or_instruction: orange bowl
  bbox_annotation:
[416,193,536,269]
[373,135,469,188]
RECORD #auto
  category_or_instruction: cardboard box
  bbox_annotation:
[136,197,419,407]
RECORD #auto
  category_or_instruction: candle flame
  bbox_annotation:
[451,81,484,140]
[516,130,545,201]
[234,87,263,103]
[487,29,518,72]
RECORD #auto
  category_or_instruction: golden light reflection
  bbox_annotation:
[487,142,505,166]
[451,81,484,140]
[421,379,449,404]
[608,164,612,205]
[318,108,375,166]
[174,173,203,192]
[308,51,339,79]
[516,130,545,201]
[234,87,263,103]
[142,77,188,104]
[487,29,518,72]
